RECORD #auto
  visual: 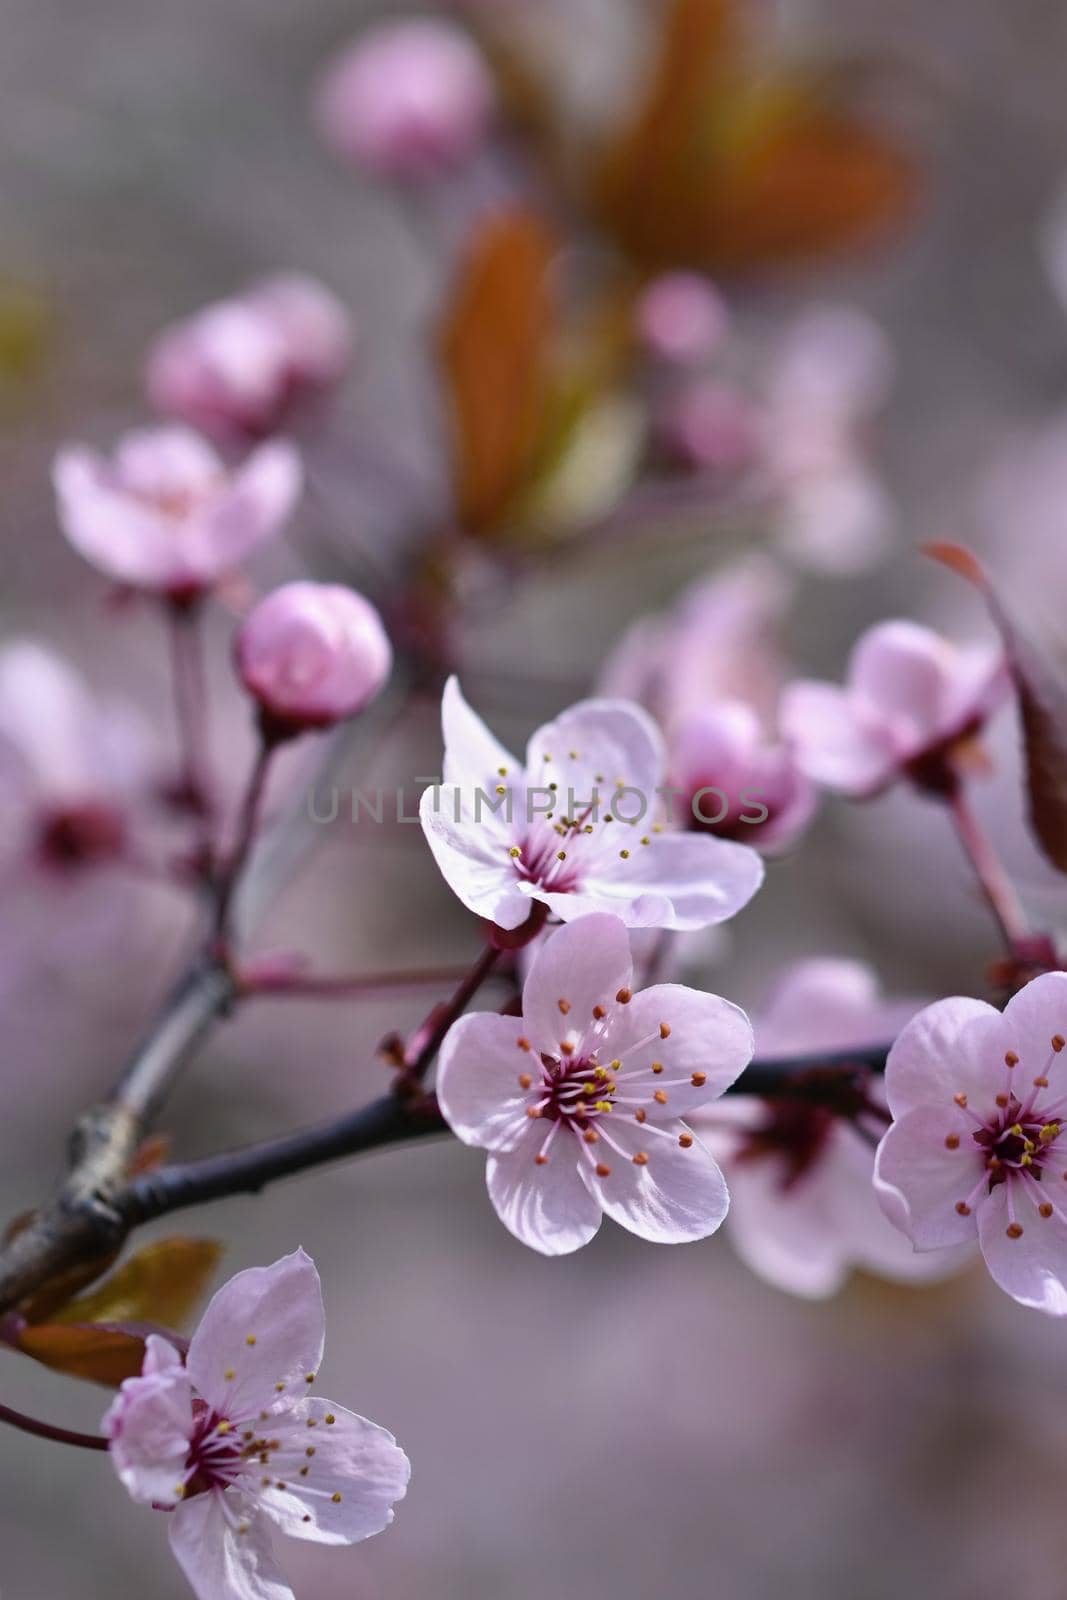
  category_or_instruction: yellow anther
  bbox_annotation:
[217,1421,232,1435]
[246,1335,257,1347]
[594,1100,613,1114]
[1041,1122,1061,1141]
[509,846,521,858]
[224,1368,236,1381]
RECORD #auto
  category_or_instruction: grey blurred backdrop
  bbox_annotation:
[2,2,1067,1597]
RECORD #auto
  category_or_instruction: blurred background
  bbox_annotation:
[2,1,1067,1595]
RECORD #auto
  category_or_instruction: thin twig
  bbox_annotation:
[0,1402,109,1452]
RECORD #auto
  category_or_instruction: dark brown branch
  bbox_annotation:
[118,1042,891,1228]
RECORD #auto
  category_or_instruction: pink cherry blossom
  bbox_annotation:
[437,913,753,1254]
[600,560,815,852]
[694,960,971,1298]
[656,379,762,475]
[780,619,1008,798]
[236,582,392,734]
[103,1249,410,1600]
[874,972,1067,1314]
[419,677,764,932]
[313,20,495,180]
[635,272,728,366]
[147,275,353,441]
[53,426,302,600]
[0,640,148,873]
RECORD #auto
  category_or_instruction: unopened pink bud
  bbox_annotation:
[236,581,392,735]
[312,20,495,180]
[636,273,728,366]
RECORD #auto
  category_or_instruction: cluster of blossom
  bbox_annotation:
[4,11,1062,1600]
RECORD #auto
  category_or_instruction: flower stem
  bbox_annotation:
[168,603,214,861]
[0,1402,109,1452]
[948,785,1029,951]
[404,942,502,1080]
[213,737,276,940]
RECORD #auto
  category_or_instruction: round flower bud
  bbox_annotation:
[636,273,728,366]
[312,21,495,180]
[236,582,392,737]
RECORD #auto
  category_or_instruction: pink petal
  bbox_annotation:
[0,641,103,799]
[883,996,1001,1118]
[440,676,519,791]
[779,680,896,794]
[169,1493,293,1600]
[53,448,185,589]
[607,982,753,1114]
[723,1157,850,1298]
[187,1249,325,1418]
[525,699,664,818]
[437,1012,539,1151]
[584,1118,729,1243]
[849,620,953,744]
[256,1398,409,1545]
[419,785,529,928]
[995,971,1067,1076]
[976,1182,1067,1315]
[757,958,924,1057]
[192,440,302,575]
[521,913,633,1056]
[580,831,763,930]
[873,1106,984,1250]
[485,1121,602,1255]
[103,1334,194,1507]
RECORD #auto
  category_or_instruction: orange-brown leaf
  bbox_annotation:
[17,1323,148,1387]
[593,0,913,273]
[440,210,558,536]
[51,1237,222,1331]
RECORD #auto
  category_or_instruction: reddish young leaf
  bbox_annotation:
[16,1322,149,1387]
[927,542,1067,874]
[439,210,558,537]
[49,1237,222,1330]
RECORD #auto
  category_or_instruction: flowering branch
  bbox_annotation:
[117,1040,892,1227]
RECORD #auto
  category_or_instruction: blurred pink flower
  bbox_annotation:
[763,306,895,575]
[601,560,814,852]
[695,959,970,1298]
[147,275,353,442]
[636,272,728,366]
[420,677,764,931]
[656,379,762,475]
[780,619,1007,798]
[53,426,301,600]
[237,581,393,734]
[874,972,1067,1315]
[437,913,753,1253]
[104,1249,410,1600]
[0,639,148,873]
[313,20,495,180]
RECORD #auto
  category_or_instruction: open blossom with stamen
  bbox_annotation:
[437,913,753,1254]
[780,619,1008,798]
[147,275,353,442]
[420,678,763,931]
[53,426,301,600]
[693,960,972,1298]
[103,1250,409,1600]
[874,973,1067,1314]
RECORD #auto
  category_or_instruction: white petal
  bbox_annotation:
[606,982,754,1115]
[525,698,664,814]
[884,996,1001,1119]
[437,1012,538,1151]
[521,914,633,1055]
[187,1249,324,1418]
[585,1119,729,1243]
[169,1493,293,1600]
[873,1106,984,1250]
[580,831,763,930]
[485,1121,602,1255]
[440,676,520,790]
[419,784,529,928]
[779,680,897,795]
[977,1182,1067,1315]
[256,1398,409,1545]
